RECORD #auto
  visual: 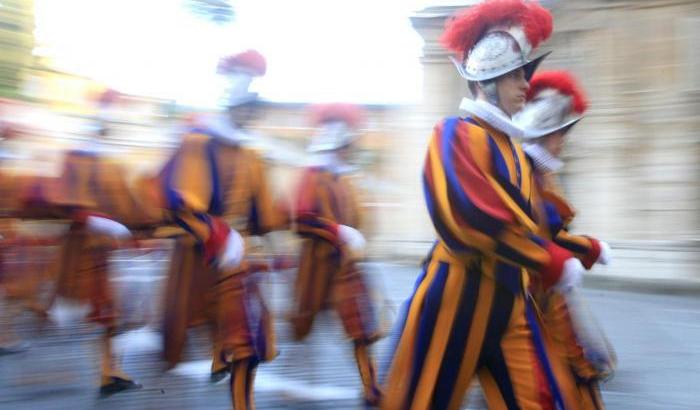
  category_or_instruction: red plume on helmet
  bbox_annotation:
[527,71,589,114]
[309,103,365,128]
[217,49,267,76]
[95,88,121,108]
[440,0,553,60]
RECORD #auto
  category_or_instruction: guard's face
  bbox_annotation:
[496,68,529,116]
[542,130,566,158]
[337,145,352,162]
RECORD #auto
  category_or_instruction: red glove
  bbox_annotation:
[581,237,602,270]
[203,217,231,265]
[540,241,574,290]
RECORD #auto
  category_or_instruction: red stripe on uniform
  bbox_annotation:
[451,122,516,223]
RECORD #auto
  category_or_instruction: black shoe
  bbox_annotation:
[99,377,142,398]
[364,397,380,409]
[210,367,230,384]
[0,341,30,356]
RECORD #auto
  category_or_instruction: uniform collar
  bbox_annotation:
[523,142,564,173]
[459,98,524,139]
[199,114,254,145]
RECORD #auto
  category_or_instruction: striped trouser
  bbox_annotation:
[229,358,259,410]
[539,292,609,410]
[290,238,382,403]
[382,244,572,410]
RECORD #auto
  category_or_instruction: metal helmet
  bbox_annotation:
[217,49,266,107]
[441,0,553,82]
[513,70,588,140]
[306,121,358,153]
[306,103,364,153]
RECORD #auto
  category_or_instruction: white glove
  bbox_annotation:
[554,258,585,294]
[338,225,366,259]
[597,241,612,265]
[85,215,131,240]
[217,229,245,270]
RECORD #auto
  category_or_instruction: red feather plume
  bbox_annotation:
[309,103,365,128]
[96,88,121,107]
[440,0,553,60]
[527,70,589,114]
[218,49,267,76]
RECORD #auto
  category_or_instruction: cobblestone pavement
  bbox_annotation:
[1,255,699,409]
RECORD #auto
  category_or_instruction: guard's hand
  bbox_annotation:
[85,216,131,240]
[597,241,612,265]
[554,258,585,294]
[217,229,245,270]
[338,224,366,260]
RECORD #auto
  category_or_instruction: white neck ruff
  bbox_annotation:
[459,98,524,139]
[200,114,253,145]
[523,142,564,173]
[310,151,354,175]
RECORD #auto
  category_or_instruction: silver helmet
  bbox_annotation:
[306,121,358,153]
[451,26,551,82]
[306,103,364,153]
[513,70,588,140]
[441,0,554,82]
[217,50,266,108]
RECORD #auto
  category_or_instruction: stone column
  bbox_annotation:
[370,3,488,259]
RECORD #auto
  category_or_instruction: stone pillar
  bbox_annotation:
[375,0,700,282]
[369,3,476,259]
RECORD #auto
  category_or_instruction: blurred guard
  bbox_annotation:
[17,89,143,396]
[514,70,616,409]
[381,1,591,409]
[290,103,382,405]
[158,50,284,410]
[0,117,52,356]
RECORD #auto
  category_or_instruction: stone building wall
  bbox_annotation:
[369,0,700,280]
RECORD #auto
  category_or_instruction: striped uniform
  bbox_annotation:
[0,212,54,351]
[49,150,148,326]
[533,170,612,410]
[0,173,55,320]
[8,149,143,388]
[159,129,282,408]
[382,117,577,410]
[292,167,382,404]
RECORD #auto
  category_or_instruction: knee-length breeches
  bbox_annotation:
[382,244,566,410]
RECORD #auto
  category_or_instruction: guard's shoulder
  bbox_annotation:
[433,117,487,143]
[180,129,212,147]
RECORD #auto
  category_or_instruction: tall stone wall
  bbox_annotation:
[371,1,700,280]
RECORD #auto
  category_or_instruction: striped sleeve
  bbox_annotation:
[423,118,571,285]
[294,168,340,244]
[161,132,230,263]
[540,189,602,270]
[555,230,601,270]
[51,152,123,224]
[246,150,287,235]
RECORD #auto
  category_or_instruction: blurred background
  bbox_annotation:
[1,0,700,409]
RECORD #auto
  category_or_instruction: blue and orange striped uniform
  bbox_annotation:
[11,148,142,388]
[0,177,56,349]
[158,129,282,395]
[382,116,580,410]
[48,149,144,326]
[292,166,382,404]
[533,170,612,410]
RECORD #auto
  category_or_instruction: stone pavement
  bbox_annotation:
[1,256,700,409]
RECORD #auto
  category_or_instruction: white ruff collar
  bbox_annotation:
[310,151,354,175]
[523,142,564,173]
[459,98,524,139]
[199,114,253,145]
